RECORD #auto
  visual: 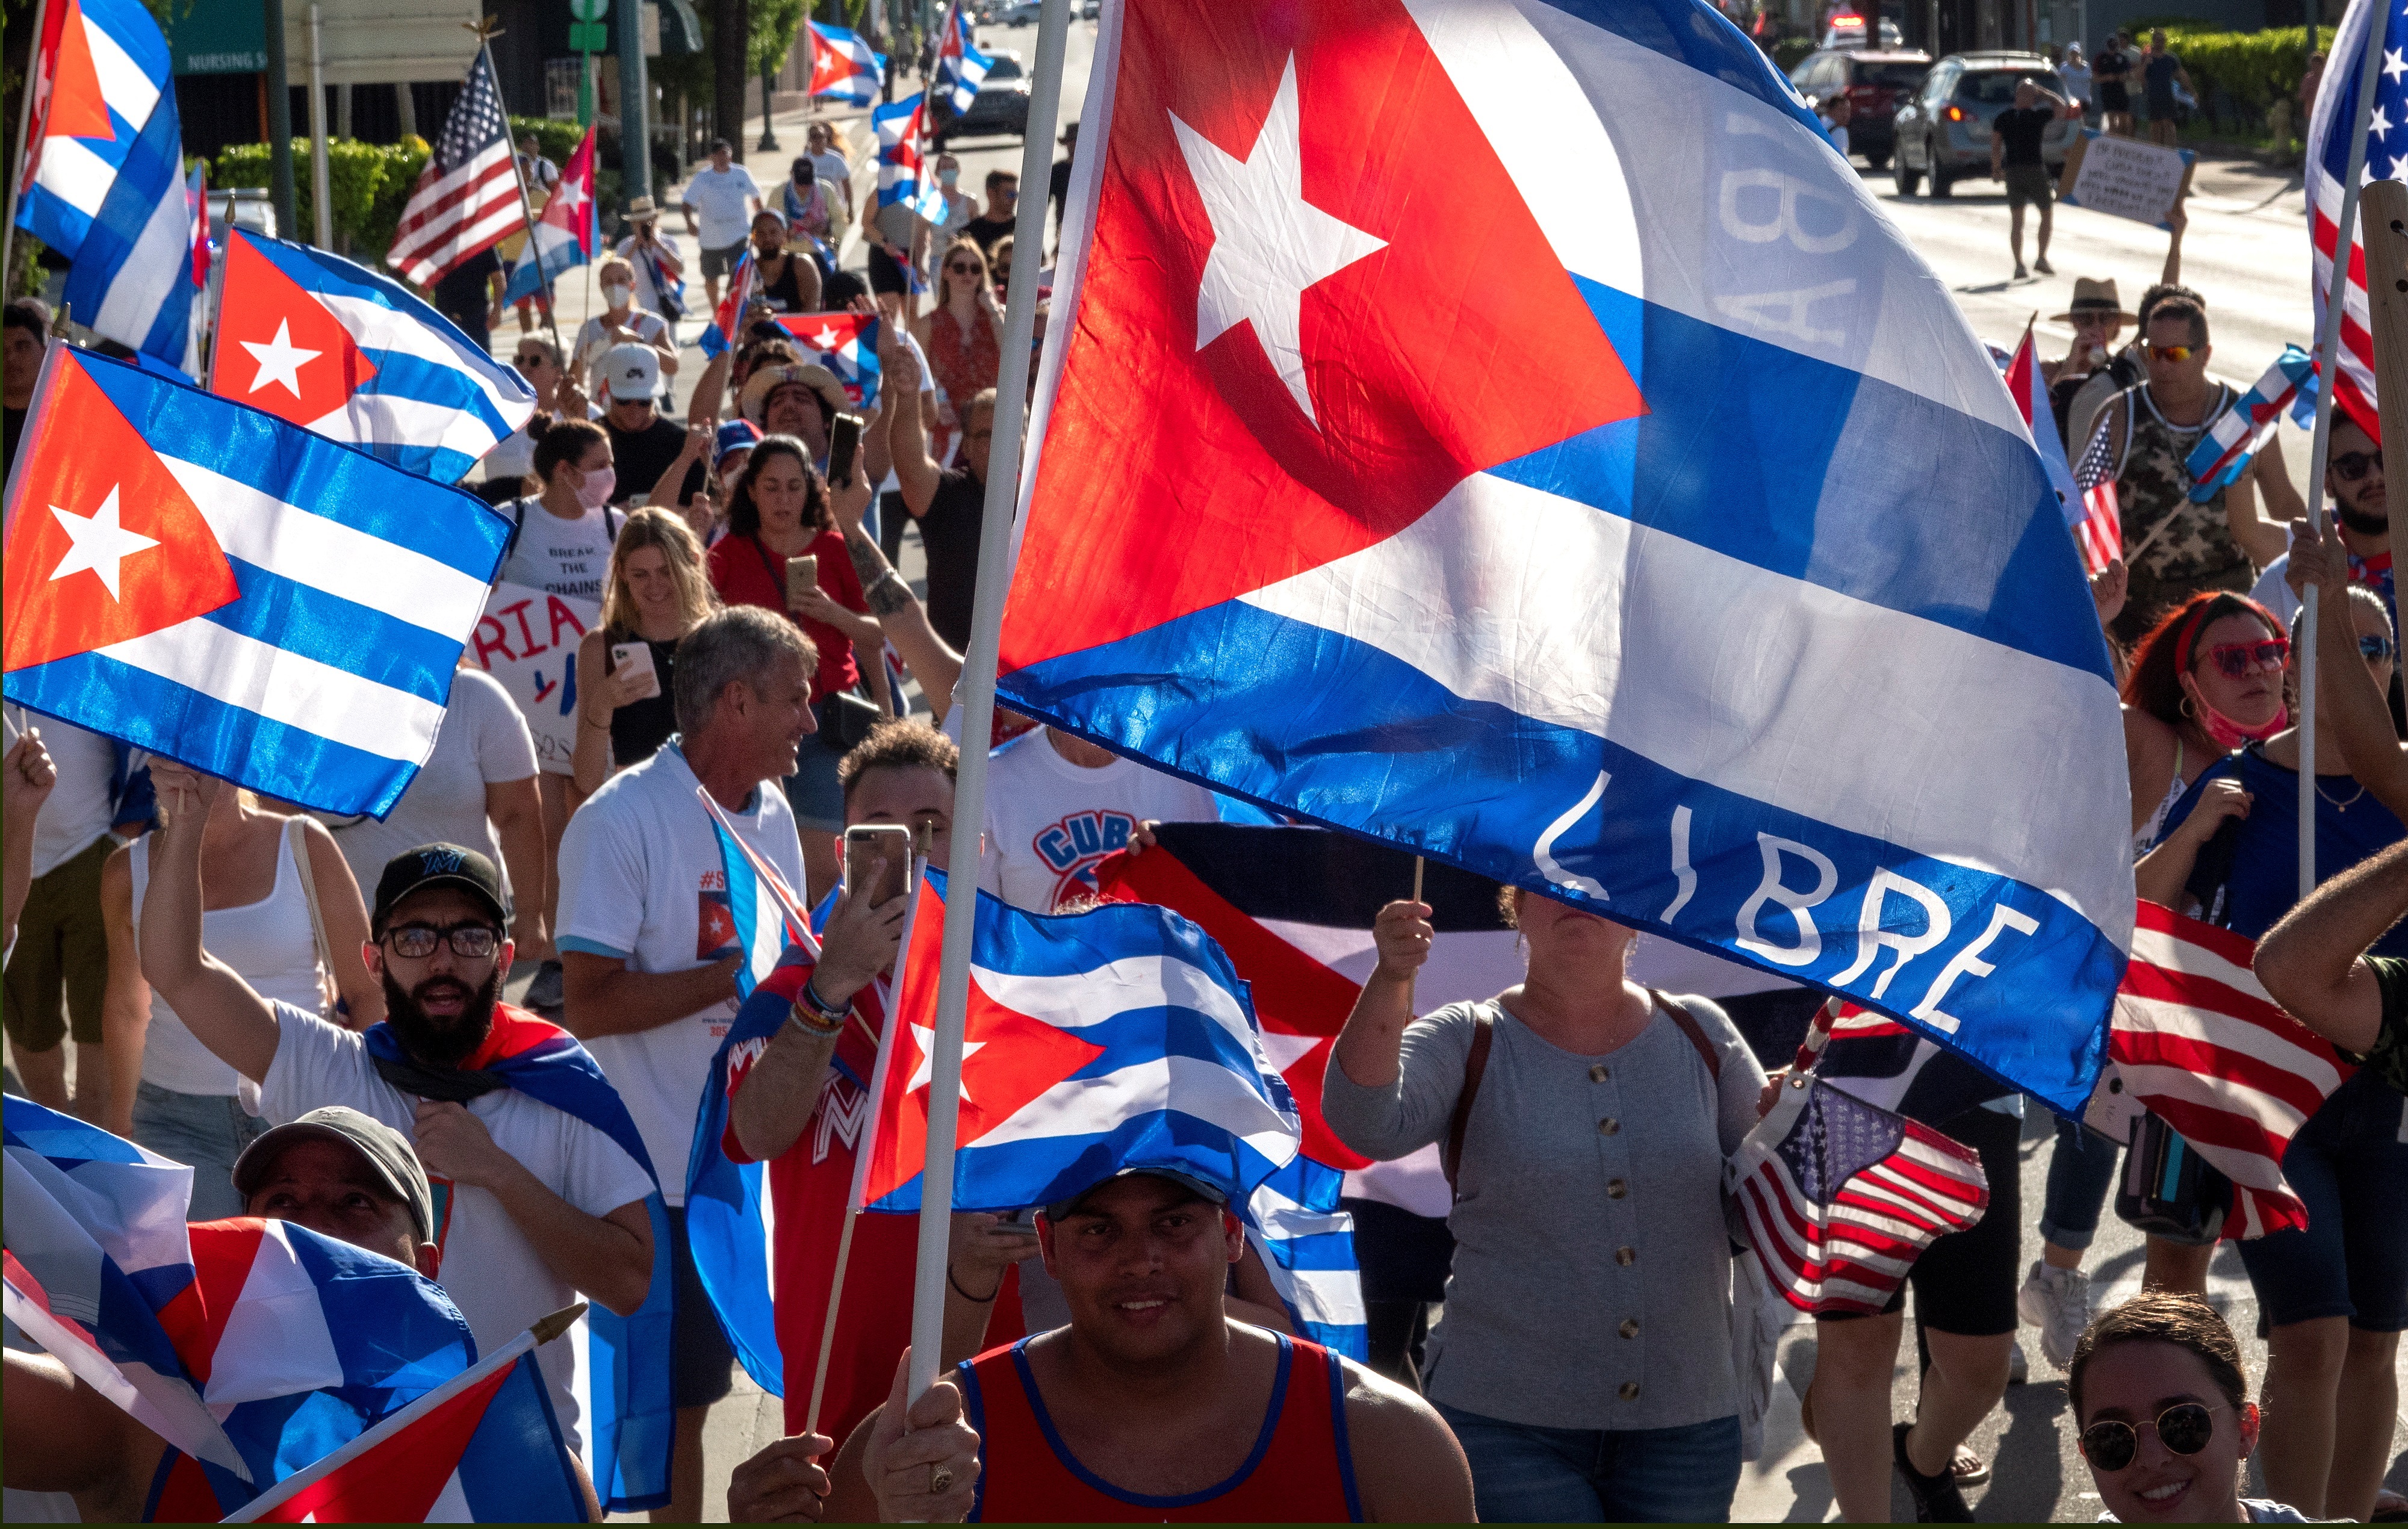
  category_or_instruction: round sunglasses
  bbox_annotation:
[2080,1401,2226,1472]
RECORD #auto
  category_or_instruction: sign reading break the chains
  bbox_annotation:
[2058,131,2194,229]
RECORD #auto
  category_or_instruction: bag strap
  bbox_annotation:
[1651,988,1724,1084]
[748,533,783,591]
[286,818,334,997]
[1441,1007,1495,1201]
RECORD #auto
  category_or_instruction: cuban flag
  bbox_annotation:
[999,0,2131,1116]
[860,868,1300,1213]
[208,228,539,485]
[1,1097,479,1515]
[358,1007,675,1513]
[13,0,194,368]
[503,126,601,308]
[0,347,511,819]
[221,1320,586,1523]
[187,161,211,290]
[776,312,885,408]
[697,247,760,361]
[937,1,996,113]
[2184,345,2317,503]
[2000,326,2082,535]
[874,93,952,227]
[809,21,887,107]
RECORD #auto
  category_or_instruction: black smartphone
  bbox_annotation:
[827,412,863,488]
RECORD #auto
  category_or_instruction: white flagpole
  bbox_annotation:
[2302,0,2392,901]
[904,0,1075,1409]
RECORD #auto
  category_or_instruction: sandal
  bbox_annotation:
[1951,1447,1990,1486]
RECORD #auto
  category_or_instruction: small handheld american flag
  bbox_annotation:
[388,50,520,287]
[1729,1074,1990,1316]
[2071,419,2122,575]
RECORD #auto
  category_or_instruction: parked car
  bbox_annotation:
[931,50,1031,144]
[1789,48,1930,167]
[1890,52,2079,197]
[1819,12,1904,49]
[997,1,1042,23]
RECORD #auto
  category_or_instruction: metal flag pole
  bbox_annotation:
[2301,0,2392,901]
[903,0,1075,1410]
[2,0,58,300]
[308,4,334,250]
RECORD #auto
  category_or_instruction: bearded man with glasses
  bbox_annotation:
[135,771,660,1462]
[2091,298,2308,645]
[2248,413,2398,634]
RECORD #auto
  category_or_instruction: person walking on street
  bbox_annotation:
[615,197,687,324]
[1992,78,2076,279]
[2060,43,2093,124]
[682,139,764,310]
[2143,31,2195,149]
[2094,33,2136,137]
[2045,278,2137,444]
[573,508,721,797]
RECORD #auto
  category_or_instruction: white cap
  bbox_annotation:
[603,342,659,401]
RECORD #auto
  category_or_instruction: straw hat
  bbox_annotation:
[2052,277,2137,324]
[739,362,849,424]
[622,195,660,224]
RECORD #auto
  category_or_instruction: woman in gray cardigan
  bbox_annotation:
[1322,885,1766,1523]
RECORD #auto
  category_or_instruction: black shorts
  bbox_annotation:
[665,1205,736,1407]
[868,241,913,296]
[2097,81,2130,112]
[1822,1103,2024,1336]
[700,240,747,281]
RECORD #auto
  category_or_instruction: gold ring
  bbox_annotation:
[929,1463,954,1496]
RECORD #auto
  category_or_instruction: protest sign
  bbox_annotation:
[471,582,598,775]
[2058,130,2194,229]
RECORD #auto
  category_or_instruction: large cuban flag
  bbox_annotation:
[14,0,194,368]
[209,228,538,485]
[1,346,512,818]
[999,0,2132,1114]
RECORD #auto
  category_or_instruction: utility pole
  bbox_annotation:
[265,0,297,235]
[619,0,653,200]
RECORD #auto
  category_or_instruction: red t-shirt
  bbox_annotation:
[706,527,866,702]
[722,961,1025,1448]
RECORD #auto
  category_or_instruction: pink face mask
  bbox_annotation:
[2188,683,2286,749]
[575,465,618,510]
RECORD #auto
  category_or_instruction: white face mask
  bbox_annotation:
[602,282,633,308]
[575,464,617,510]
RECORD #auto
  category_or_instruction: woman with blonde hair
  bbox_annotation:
[573,508,721,798]
[913,237,1004,430]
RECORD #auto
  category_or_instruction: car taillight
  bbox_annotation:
[1943,104,1966,122]
[1850,84,1878,103]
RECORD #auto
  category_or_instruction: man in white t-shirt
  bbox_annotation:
[555,603,813,1523]
[978,728,1218,911]
[134,792,658,1459]
[680,139,764,309]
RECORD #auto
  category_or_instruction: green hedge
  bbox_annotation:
[1772,36,1815,72]
[2148,24,2327,134]
[214,137,431,258]
[510,116,588,166]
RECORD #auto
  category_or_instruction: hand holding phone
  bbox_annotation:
[785,553,820,609]
[609,642,661,702]
[844,823,912,907]
[827,412,863,489]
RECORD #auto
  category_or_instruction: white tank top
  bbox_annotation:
[129,826,330,1097]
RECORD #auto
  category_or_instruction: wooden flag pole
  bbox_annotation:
[902,0,1075,1411]
[2298,0,2392,902]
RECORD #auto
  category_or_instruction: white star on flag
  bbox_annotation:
[241,318,321,400]
[1168,54,1388,424]
[48,487,159,601]
[907,1022,985,1100]
[553,176,588,216]
[2376,104,2397,138]
[2388,46,2406,84]
[811,324,844,350]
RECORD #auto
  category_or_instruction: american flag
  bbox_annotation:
[2307,0,2408,445]
[1730,1074,1991,1316]
[1793,1000,2016,1124]
[2071,418,2122,574]
[2088,901,2354,1239]
[388,50,520,287]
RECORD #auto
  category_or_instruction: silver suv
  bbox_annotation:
[1890,53,2078,197]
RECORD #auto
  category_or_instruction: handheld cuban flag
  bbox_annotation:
[358,1008,675,1513]
[860,868,1301,1214]
[504,126,601,308]
[1729,1075,1991,1316]
[698,246,760,361]
[2002,324,2082,533]
[2184,345,2316,501]
[776,312,884,408]
[1001,0,2131,1115]
[2089,902,2354,1239]
[14,0,194,368]
[1,346,510,818]
[808,21,887,107]
[937,1,996,114]
[208,228,539,483]
[222,1309,589,1524]
[2,1097,479,1515]
[874,93,951,226]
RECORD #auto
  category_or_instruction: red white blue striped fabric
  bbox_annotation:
[1730,1075,1990,1315]
[937,1,996,113]
[2182,346,2316,503]
[808,21,886,107]
[2307,0,2408,444]
[2094,902,2355,1239]
[388,50,520,287]
[2071,416,2123,575]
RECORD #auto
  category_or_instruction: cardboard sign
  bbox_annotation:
[2058,130,2195,229]
[471,582,600,775]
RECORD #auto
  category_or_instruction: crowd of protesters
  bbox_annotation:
[7,69,2408,1529]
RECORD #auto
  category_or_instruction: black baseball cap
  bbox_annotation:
[1042,1167,1230,1223]
[373,843,509,935]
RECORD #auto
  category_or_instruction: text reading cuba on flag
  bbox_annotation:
[0,346,510,817]
[998,0,2132,1114]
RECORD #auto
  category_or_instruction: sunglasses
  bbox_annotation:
[2365,633,2400,663]
[946,261,981,274]
[2081,1402,2226,1472]
[383,922,502,960]
[2149,345,2197,362]
[2202,636,2290,678]
[515,353,551,368]
[2333,449,2381,482]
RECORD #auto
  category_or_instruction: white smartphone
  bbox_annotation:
[609,642,662,701]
